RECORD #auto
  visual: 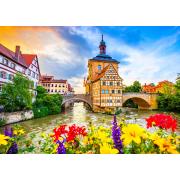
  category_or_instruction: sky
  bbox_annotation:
[0,26,180,93]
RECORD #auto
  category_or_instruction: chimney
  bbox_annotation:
[15,46,20,61]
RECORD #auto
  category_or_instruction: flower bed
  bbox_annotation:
[0,114,179,154]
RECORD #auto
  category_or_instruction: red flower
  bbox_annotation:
[51,124,87,143]
[145,114,177,132]
[51,125,68,142]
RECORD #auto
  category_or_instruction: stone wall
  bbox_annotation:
[0,110,34,125]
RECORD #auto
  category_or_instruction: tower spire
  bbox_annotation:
[99,34,106,54]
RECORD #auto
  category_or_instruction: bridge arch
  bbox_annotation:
[123,97,151,109]
[122,93,158,110]
[62,98,93,109]
[62,94,92,109]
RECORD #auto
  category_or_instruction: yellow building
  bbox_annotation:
[84,35,123,113]
[39,75,74,95]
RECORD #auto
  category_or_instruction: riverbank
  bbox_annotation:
[1,103,179,133]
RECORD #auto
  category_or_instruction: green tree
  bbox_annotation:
[157,79,180,112]
[124,81,142,93]
[0,73,33,112]
[33,86,63,118]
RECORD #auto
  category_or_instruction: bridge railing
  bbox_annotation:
[123,92,158,96]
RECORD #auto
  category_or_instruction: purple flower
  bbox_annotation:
[4,126,18,154]
[57,140,66,154]
[112,115,123,154]
[4,126,13,137]
[7,143,18,154]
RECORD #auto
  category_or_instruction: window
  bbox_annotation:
[110,82,113,86]
[105,90,109,94]
[107,99,112,103]
[55,89,57,92]
[36,74,39,80]
[11,63,15,69]
[3,58,8,65]
[117,99,120,103]
[51,84,54,87]
[51,89,53,92]
[8,74,13,80]
[112,90,115,94]
[31,64,33,68]
[118,90,121,94]
[98,65,101,70]
[28,69,31,76]
[103,81,106,86]
[102,90,105,94]
[0,71,7,79]
[32,72,35,78]
[59,84,61,87]
[55,84,57,87]
[117,82,120,86]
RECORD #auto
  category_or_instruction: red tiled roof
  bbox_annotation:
[0,43,27,68]
[92,64,110,82]
[22,54,37,67]
[41,79,67,83]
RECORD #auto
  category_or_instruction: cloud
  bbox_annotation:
[0,26,179,93]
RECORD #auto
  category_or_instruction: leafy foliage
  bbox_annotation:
[0,118,6,126]
[157,79,180,112]
[0,73,33,112]
[123,81,142,93]
[33,86,63,118]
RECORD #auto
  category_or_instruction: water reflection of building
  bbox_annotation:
[84,35,123,113]
[40,75,74,95]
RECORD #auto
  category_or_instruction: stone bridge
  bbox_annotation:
[122,92,158,110]
[62,93,158,110]
[62,94,92,108]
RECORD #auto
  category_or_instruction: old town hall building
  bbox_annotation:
[84,35,123,112]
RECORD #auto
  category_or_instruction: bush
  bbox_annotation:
[33,107,49,118]
[0,73,33,112]
[0,118,6,126]
[33,86,63,117]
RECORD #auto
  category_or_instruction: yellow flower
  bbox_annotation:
[100,143,118,154]
[41,132,46,138]
[121,124,147,146]
[18,129,25,135]
[175,136,180,145]
[14,129,25,136]
[149,133,160,141]
[0,134,9,146]
[154,138,179,154]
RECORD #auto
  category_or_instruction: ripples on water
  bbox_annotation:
[0,102,179,142]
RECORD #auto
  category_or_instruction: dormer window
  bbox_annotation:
[98,65,101,70]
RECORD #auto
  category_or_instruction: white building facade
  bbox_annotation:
[0,44,40,100]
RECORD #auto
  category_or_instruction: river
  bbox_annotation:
[0,102,180,142]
